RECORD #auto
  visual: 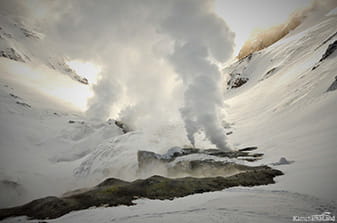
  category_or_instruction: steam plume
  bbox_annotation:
[161,1,234,150]
[1,0,235,149]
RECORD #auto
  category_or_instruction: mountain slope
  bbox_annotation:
[224,13,337,201]
[0,14,88,85]
[0,8,337,223]
[0,71,123,208]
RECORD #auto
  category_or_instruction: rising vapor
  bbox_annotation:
[0,0,235,149]
[161,0,234,150]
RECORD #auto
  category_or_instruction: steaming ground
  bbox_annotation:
[0,0,235,150]
[1,4,337,223]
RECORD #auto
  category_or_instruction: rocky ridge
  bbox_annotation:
[0,146,283,220]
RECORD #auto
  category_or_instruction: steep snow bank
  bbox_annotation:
[1,7,337,223]
[0,65,123,208]
[224,15,337,201]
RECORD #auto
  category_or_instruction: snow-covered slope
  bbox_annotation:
[0,58,189,209]
[0,69,124,208]
[224,13,337,201]
[0,14,88,85]
[1,9,337,223]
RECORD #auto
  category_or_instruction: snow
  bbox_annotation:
[1,10,337,223]
[0,61,123,207]
[0,14,87,84]
[327,7,337,16]
[3,188,336,223]
[222,15,337,202]
[0,58,92,110]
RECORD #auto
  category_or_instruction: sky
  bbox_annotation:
[215,0,312,56]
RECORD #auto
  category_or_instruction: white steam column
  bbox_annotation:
[161,1,234,151]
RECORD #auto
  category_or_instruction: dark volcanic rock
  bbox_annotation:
[138,147,200,167]
[167,159,270,178]
[20,27,42,39]
[0,167,283,220]
[78,77,88,85]
[203,148,262,158]
[238,146,258,152]
[226,131,233,135]
[0,196,72,220]
[262,67,277,80]
[1,48,25,62]
[312,40,337,71]
[271,157,295,166]
[327,76,337,92]
[96,178,130,188]
[319,40,337,62]
[9,93,21,99]
[228,76,249,89]
[138,146,264,176]
[312,64,319,70]
[16,101,31,108]
[0,146,283,220]
[138,147,261,165]
[114,120,131,133]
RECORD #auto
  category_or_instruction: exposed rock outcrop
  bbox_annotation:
[227,73,249,89]
[0,146,283,220]
[312,40,337,71]
[319,40,337,62]
[0,168,282,220]
[113,120,131,133]
[0,48,25,62]
[271,157,295,166]
[137,147,263,176]
[327,76,337,92]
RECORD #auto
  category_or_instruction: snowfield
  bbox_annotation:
[224,14,337,201]
[1,8,337,223]
[3,188,336,223]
